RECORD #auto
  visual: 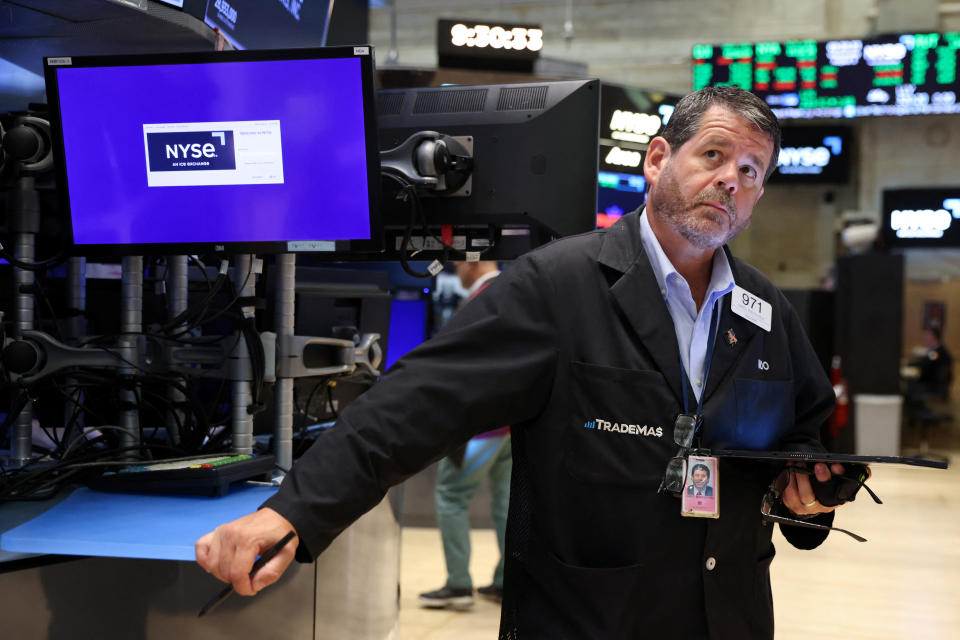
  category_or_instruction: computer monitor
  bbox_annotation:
[43,46,382,257]
[376,78,600,260]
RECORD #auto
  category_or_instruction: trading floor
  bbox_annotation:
[400,436,960,639]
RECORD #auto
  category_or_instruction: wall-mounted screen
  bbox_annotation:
[436,18,543,72]
[882,187,960,248]
[597,172,646,228]
[44,47,382,257]
[693,32,960,119]
[204,0,332,50]
[598,83,678,177]
[769,125,852,184]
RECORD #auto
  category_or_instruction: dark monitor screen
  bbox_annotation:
[376,79,599,260]
[43,47,381,257]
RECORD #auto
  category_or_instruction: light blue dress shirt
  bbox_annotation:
[639,209,736,403]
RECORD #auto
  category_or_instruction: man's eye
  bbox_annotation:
[741,165,758,179]
[705,150,719,159]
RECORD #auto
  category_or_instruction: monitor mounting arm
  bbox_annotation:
[380,131,473,194]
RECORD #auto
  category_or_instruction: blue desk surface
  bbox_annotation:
[0,484,278,561]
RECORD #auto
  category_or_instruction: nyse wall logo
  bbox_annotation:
[146,131,236,172]
[777,135,843,175]
[890,198,960,238]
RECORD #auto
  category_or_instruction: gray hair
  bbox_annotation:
[660,86,781,182]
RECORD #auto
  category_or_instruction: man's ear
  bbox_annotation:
[644,136,670,184]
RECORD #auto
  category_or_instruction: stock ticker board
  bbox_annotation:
[692,32,960,118]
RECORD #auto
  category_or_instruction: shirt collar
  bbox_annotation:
[638,208,736,304]
[465,269,500,299]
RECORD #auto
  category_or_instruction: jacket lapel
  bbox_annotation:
[702,296,760,400]
[702,249,762,402]
[598,213,686,406]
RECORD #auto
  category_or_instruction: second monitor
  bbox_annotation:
[376,78,601,261]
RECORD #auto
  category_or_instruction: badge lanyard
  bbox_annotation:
[678,296,724,519]
[679,297,723,434]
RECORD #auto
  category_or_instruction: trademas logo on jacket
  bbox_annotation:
[584,418,663,437]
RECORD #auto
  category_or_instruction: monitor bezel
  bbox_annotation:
[43,46,383,257]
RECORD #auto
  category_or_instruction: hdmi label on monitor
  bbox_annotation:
[143,120,284,187]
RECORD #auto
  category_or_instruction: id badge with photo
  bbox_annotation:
[681,455,719,519]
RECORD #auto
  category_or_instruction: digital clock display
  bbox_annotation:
[693,32,960,119]
[448,23,543,52]
[438,19,542,71]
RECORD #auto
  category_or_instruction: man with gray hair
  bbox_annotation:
[197,86,853,638]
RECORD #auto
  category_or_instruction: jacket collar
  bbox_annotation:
[597,210,762,407]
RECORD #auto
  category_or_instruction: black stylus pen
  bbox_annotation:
[198,530,296,617]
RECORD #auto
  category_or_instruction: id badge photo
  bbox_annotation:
[681,455,719,519]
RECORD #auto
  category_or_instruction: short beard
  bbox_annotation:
[648,163,744,250]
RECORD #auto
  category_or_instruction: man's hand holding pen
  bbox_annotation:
[196,508,299,597]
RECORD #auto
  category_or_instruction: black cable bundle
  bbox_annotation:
[382,172,496,279]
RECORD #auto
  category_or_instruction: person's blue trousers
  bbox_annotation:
[434,433,512,590]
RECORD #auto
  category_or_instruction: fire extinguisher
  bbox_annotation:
[828,355,849,438]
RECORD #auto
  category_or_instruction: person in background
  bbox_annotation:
[915,326,953,398]
[418,261,511,610]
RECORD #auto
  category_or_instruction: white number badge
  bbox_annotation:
[731,285,772,332]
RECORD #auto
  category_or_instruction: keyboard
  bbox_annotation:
[89,453,276,496]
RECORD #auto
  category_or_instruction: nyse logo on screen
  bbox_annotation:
[890,198,960,239]
[146,131,237,172]
[777,135,843,175]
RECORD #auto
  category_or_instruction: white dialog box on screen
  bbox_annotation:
[143,120,284,187]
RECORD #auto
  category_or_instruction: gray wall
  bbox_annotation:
[370,0,960,286]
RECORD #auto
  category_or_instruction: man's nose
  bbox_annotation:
[715,162,739,194]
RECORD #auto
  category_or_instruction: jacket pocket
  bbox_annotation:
[563,361,675,487]
[524,544,648,639]
[732,378,793,449]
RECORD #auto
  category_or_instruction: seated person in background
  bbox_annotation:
[913,327,953,398]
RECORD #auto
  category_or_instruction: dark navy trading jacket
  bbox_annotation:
[264,210,836,639]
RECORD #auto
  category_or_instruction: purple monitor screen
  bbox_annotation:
[47,49,379,254]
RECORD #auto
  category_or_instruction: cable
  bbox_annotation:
[0,241,66,272]
[161,260,230,332]
[382,172,496,278]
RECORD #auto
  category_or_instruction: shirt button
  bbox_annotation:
[695,378,703,387]
[660,288,666,297]
[705,557,716,571]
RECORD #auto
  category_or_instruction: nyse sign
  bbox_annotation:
[599,84,678,178]
[608,109,663,144]
[777,135,844,175]
[890,199,960,238]
[883,188,960,247]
